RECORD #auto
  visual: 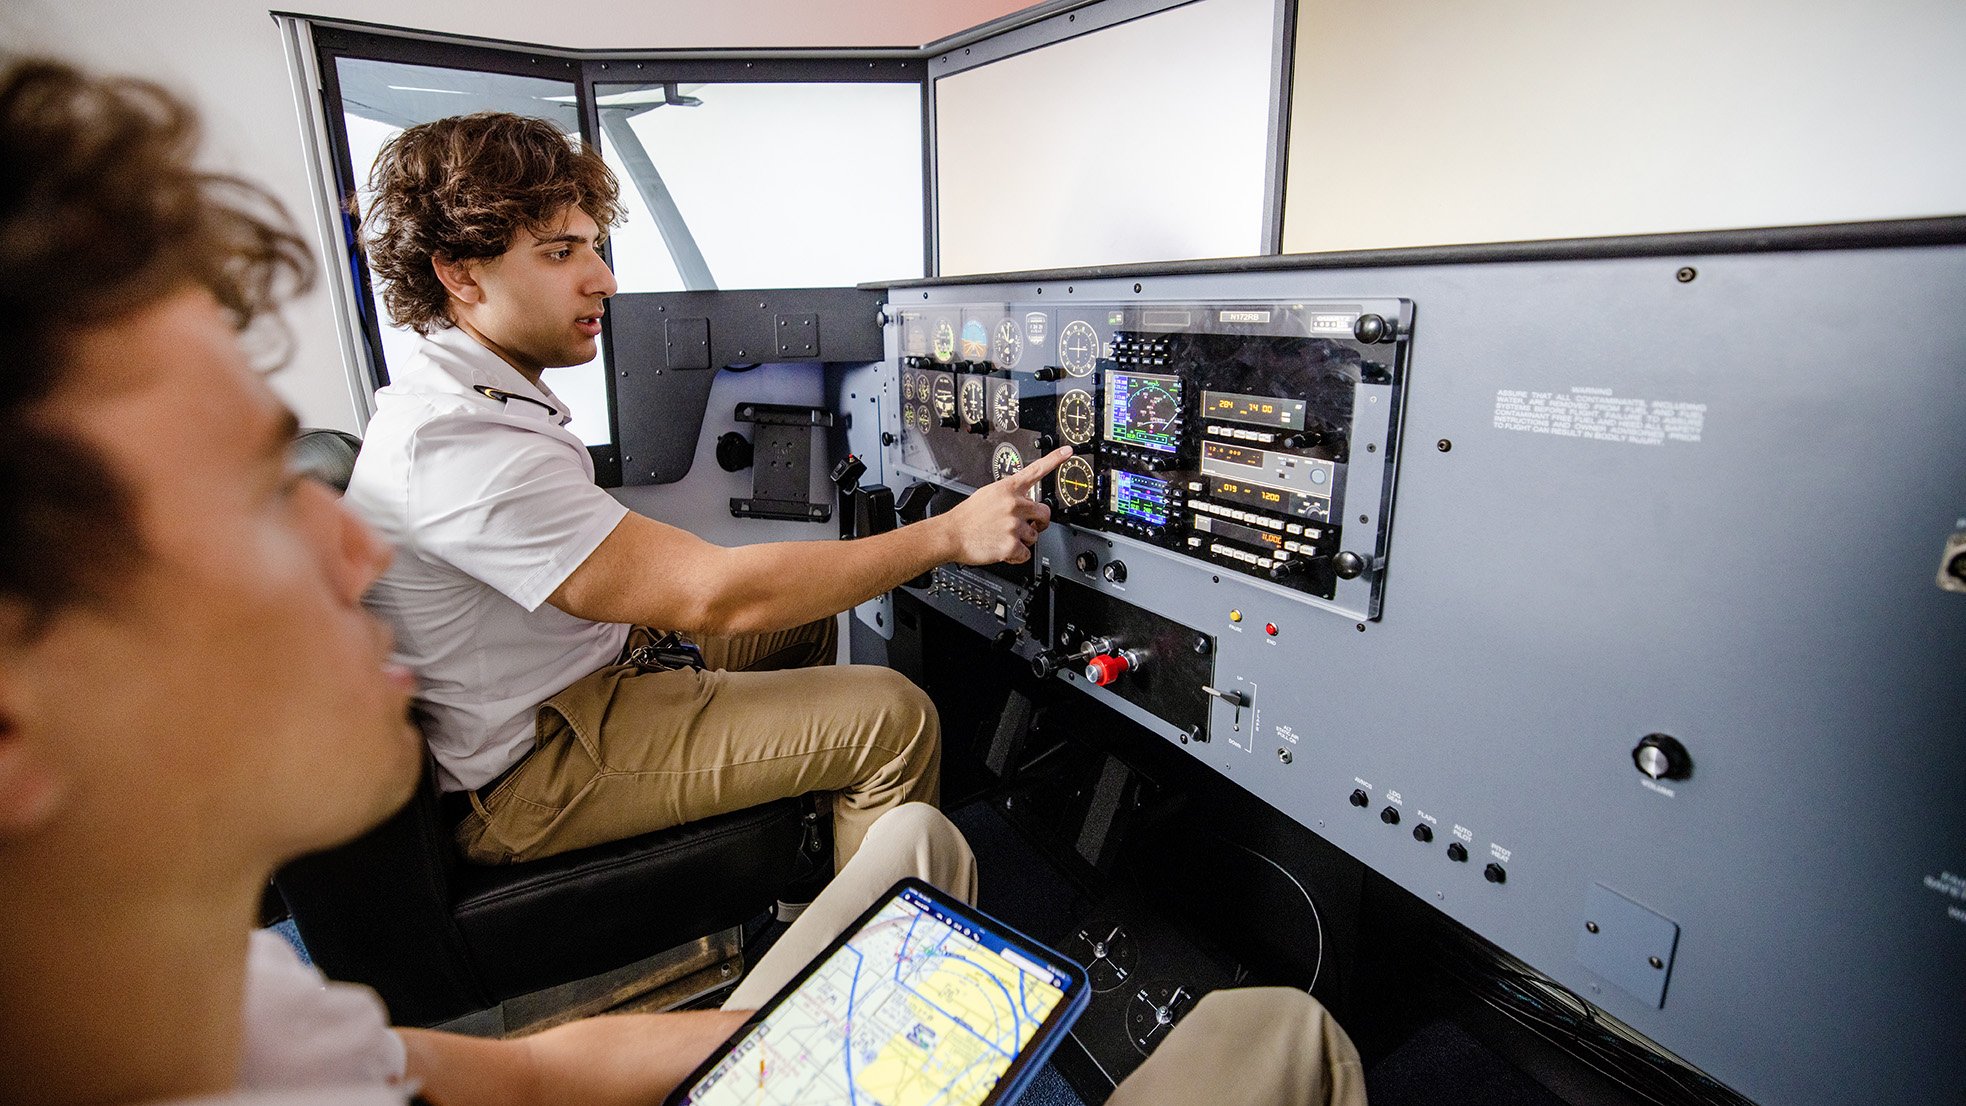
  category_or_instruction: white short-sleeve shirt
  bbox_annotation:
[345,327,631,792]
[147,931,411,1105]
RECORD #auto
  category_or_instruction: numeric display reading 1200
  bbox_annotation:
[1203,390,1307,431]
[1109,470,1175,528]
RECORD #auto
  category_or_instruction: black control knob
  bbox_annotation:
[903,355,933,369]
[1033,365,1063,382]
[1484,863,1507,885]
[1446,842,1469,863]
[1348,789,1370,808]
[1030,650,1066,680]
[1036,433,1057,453]
[1268,559,1308,583]
[1412,824,1434,843]
[1102,560,1128,584]
[1333,551,1367,580]
[1353,314,1394,344]
[1632,733,1692,780]
[1075,551,1099,575]
[1277,429,1323,450]
[992,629,1018,652]
[1379,806,1401,826]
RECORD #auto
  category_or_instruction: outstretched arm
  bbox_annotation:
[547,447,1073,635]
[399,1008,749,1106]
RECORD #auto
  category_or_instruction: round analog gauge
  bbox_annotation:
[1057,388,1096,445]
[960,319,989,362]
[1058,319,1101,378]
[904,404,925,431]
[990,379,1020,434]
[1125,379,1180,435]
[1054,455,1095,508]
[992,319,1024,369]
[931,318,956,363]
[959,376,986,427]
[902,371,918,402]
[990,442,1025,482]
[930,374,956,422]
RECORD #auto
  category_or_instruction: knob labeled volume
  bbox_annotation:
[1632,733,1692,781]
[1103,560,1128,584]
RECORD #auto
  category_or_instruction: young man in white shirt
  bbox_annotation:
[344,112,1073,871]
[0,58,1364,1106]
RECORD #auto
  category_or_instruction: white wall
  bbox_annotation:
[1283,0,1966,252]
[0,0,1033,430]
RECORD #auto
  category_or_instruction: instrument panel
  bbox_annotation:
[891,300,1411,621]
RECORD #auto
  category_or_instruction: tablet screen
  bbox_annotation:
[674,881,1083,1106]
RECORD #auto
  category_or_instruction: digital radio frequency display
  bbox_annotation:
[1203,390,1306,431]
[1105,371,1182,454]
[1110,470,1176,528]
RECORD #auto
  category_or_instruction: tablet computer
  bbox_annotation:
[666,877,1090,1106]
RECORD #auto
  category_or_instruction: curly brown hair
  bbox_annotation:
[358,112,622,334]
[0,57,312,631]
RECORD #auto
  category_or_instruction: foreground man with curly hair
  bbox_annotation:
[345,113,1072,872]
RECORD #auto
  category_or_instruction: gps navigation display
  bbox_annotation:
[671,880,1087,1106]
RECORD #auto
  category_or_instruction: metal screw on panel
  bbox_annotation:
[1437,439,1452,452]
[1585,920,1600,934]
[1356,623,1366,632]
[1192,637,1212,656]
[1367,443,1376,453]
[1676,267,1697,283]
[1133,283,1143,293]
[1277,748,1293,764]
[1650,956,1665,970]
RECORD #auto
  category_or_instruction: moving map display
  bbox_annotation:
[674,882,1084,1106]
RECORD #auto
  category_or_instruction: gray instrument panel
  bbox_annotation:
[859,233,1966,1106]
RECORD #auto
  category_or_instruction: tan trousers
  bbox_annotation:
[456,618,940,872]
[727,804,1368,1106]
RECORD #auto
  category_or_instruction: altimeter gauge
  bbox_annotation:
[993,318,1024,369]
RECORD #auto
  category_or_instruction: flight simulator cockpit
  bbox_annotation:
[275,4,1966,1105]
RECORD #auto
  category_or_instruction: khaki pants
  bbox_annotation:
[455,618,940,872]
[727,804,1367,1106]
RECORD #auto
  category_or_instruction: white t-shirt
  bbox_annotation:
[145,932,410,1105]
[346,326,631,792]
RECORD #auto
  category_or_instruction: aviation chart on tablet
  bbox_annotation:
[682,887,1068,1106]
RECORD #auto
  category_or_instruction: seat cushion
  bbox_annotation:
[450,797,814,1001]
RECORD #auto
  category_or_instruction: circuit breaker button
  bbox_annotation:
[1484,862,1508,884]
[1349,789,1370,808]
[1446,842,1469,862]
